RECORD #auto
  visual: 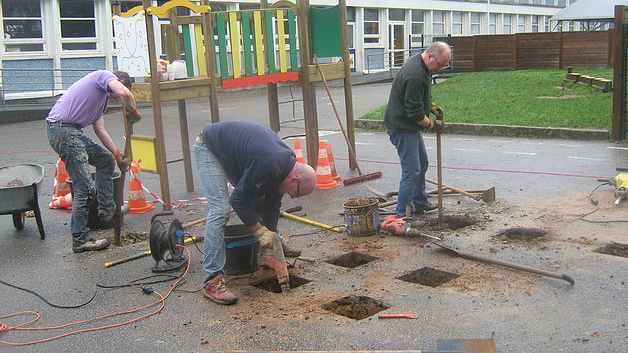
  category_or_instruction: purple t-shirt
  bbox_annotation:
[45,70,116,128]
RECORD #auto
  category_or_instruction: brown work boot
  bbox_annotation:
[72,238,110,253]
[203,275,238,305]
[282,243,302,257]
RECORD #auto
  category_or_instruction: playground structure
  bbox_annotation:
[114,0,356,209]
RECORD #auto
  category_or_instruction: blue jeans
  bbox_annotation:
[47,125,116,244]
[387,128,429,217]
[194,140,230,282]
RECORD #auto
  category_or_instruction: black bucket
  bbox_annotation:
[224,224,260,275]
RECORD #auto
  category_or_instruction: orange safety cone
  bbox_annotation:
[323,142,342,181]
[315,141,340,190]
[294,139,305,164]
[127,161,155,214]
[49,193,73,209]
[52,158,71,198]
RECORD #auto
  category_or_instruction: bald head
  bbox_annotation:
[422,41,451,73]
[279,162,317,199]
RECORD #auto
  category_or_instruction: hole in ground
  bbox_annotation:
[325,251,378,269]
[594,242,628,258]
[251,275,311,293]
[497,227,547,241]
[419,214,477,231]
[322,295,389,320]
[396,267,460,287]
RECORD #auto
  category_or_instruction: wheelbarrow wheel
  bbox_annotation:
[13,212,25,230]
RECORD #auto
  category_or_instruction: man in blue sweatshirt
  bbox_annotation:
[195,121,317,305]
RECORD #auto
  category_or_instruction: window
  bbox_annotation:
[518,15,526,33]
[545,0,555,5]
[389,9,404,21]
[471,13,480,35]
[363,8,379,44]
[347,7,355,49]
[489,13,497,34]
[59,0,97,51]
[532,15,539,32]
[209,2,227,12]
[533,0,543,4]
[452,12,463,35]
[503,14,512,34]
[238,4,259,10]
[411,10,424,46]
[433,11,444,35]
[2,0,44,52]
[557,0,566,6]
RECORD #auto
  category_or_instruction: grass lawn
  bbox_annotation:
[360,69,613,129]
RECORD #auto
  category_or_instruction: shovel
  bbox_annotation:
[432,242,574,284]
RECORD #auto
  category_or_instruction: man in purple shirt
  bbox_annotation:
[46,70,141,253]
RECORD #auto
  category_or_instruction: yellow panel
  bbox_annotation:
[229,12,241,78]
[130,135,158,174]
[276,10,287,73]
[146,0,210,18]
[253,11,265,75]
[194,24,207,76]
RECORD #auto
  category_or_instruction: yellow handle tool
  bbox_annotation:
[280,212,343,233]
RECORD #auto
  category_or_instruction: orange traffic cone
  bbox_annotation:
[324,142,342,181]
[49,193,73,209]
[128,161,155,214]
[52,158,71,198]
[315,141,340,190]
[294,139,305,164]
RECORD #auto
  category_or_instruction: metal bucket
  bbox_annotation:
[343,198,379,236]
[224,224,260,275]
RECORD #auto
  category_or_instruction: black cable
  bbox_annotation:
[184,233,203,254]
[0,279,96,309]
[96,274,181,289]
[577,182,628,223]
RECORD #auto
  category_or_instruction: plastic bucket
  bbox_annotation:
[343,198,379,236]
[224,224,260,275]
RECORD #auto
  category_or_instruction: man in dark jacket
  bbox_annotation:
[384,41,450,217]
[194,121,317,305]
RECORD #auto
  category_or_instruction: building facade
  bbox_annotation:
[0,0,573,98]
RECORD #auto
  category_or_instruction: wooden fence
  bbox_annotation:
[447,30,614,72]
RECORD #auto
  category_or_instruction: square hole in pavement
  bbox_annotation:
[322,295,389,320]
[594,242,628,258]
[396,267,460,287]
[325,251,378,269]
[251,275,311,293]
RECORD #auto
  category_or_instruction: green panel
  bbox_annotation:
[216,13,229,80]
[288,10,298,70]
[310,5,342,58]
[242,12,253,77]
[181,25,195,77]
[265,10,276,74]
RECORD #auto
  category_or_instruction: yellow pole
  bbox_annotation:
[280,212,343,233]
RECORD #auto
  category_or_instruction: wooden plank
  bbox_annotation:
[276,10,288,73]
[241,12,253,77]
[288,10,298,71]
[181,25,195,77]
[265,10,276,74]
[216,13,229,79]
[229,12,242,78]
[194,24,207,76]
[131,78,214,102]
[307,62,345,82]
[253,11,265,75]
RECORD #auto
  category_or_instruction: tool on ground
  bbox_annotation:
[149,212,187,273]
[378,313,418,319]
[280,211,343,233]
[432,241,574,284]
[426,178,494,202]
[598,171,628,205]
[427,187,495,197]
[312,54,382,185]
[113,108,141,245]
[258,235,290,292]
[380,215,442,241]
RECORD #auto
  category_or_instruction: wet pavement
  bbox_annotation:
[0,82,627,352]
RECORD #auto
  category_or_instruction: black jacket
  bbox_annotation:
[384,53,430,133]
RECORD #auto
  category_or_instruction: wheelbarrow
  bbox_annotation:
[0,164,45,239]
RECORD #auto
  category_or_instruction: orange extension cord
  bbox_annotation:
[0,246,191,346]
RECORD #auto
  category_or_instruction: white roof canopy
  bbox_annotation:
[551,0,628,21]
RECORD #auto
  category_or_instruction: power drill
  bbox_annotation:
[380,215,441,241]
[599,172,628,206]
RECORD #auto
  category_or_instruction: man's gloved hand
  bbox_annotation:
[428,118,444,133]
[126,108,142,125]
[253,226,278,249]
[116,154,131,172]
[430,102,444,119]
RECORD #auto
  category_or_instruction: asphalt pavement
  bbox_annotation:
[0,81,627,352]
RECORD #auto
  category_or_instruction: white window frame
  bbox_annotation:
[363,8,380,46]
[451,11,463,35]
[410,9,424,47]
[1,0,46,56]
[432,10,445,35]
[503,14,512,34]
[531,15,539,32]
[517,15,526,33]
[58,0,101,56]
[489,13,497,34]
[470,12,481,35]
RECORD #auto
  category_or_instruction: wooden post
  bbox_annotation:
[261,0,280,132]
[612,5,626,140]
[339,0,357,170]
[297,0,319,169]
[143,0,171,209]
[203,5,220,123]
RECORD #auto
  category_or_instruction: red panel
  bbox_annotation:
[221,71,300,89]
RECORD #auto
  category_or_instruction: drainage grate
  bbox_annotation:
[497,227,547,241]
[594,242,628,258]
[322,295,389,320]
[396,267,460,287]
[325,251,378,269]
[251,275,311,293]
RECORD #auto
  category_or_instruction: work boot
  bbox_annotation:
[414,202,438,215]
[282,243,302,257]
[73,238,110,253]
[203,275,238,305]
